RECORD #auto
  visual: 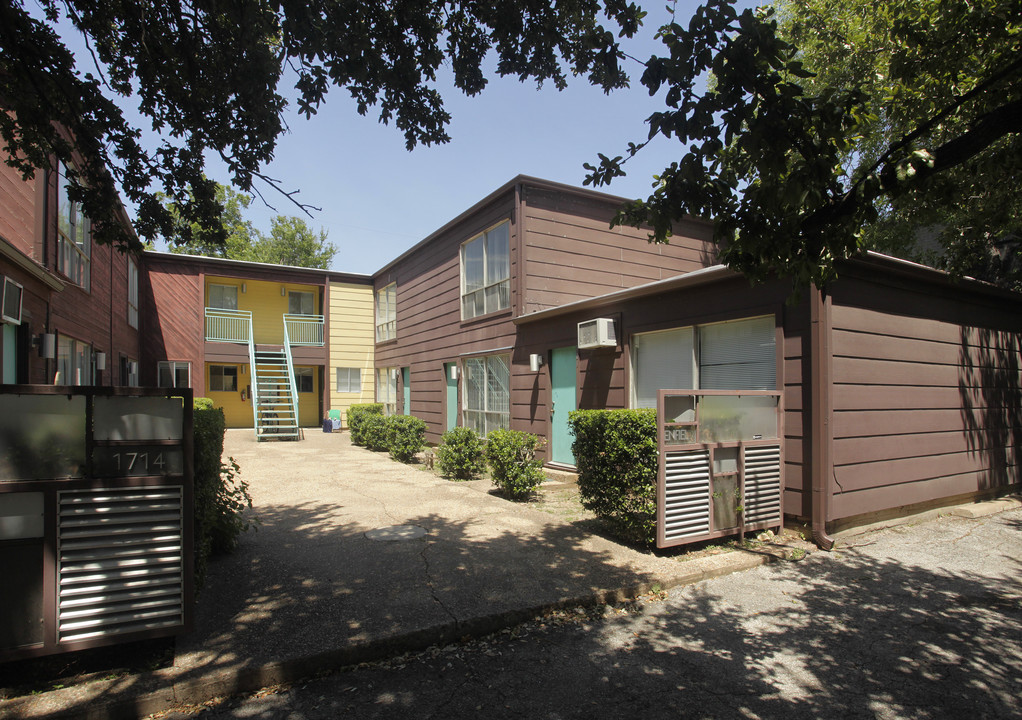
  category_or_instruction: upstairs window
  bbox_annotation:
[127,258,139,328]
[208,284,238,310]
[376,283,396,342]
[288,291,315,315]
[56,162,91,291]
[461,222,510,320]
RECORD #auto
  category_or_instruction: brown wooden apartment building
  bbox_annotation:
[374,175,1021,540]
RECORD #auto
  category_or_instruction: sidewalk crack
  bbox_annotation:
[420,540,459,624]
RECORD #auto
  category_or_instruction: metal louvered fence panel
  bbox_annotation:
[663,449,711,542]
[57,487,185,643]
[743,444,783,526]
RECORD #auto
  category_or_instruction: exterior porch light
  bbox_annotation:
[38,333,55,359]
[95,352,107,371]
[529,353,544,372]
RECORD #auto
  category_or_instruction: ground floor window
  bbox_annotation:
[464,353,510,436]
[120,356,139,387]
[336,367,361,393]
[631,316,775,408]
[295,367,314,393]
[209,364,239,392]
[377,366,398,414]
[56,335,93,386]
[158,361,190,389]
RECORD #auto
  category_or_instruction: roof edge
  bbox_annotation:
[142,250,372,284]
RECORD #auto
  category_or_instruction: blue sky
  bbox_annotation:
[110,2,759,274]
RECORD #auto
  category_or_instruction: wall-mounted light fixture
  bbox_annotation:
[38,333,55,359]
[95,352,107,371]
[449,365,459,381]
[241,282,247,293]
[529,353,544,373]
[281,286,286,297]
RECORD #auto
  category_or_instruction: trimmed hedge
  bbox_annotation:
[436,427,487,480]
[569,409,658,546]
[386,415,427,463]
[487,428,545,500]
[193,398,254,589]
[347,403,384,446]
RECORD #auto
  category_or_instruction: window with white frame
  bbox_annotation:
[295,367,314,393]
[377,366,398,414]
[208,284,238,310]
[158,361,190,388]
[55,335,93,386]
[631,316,775,408]
[463,354,510,436]
[461,222,510,320]
[209,365,238,392]
[127,258,139,328]
[56,162,91,291]
[375,283,396,342]
[336,367,361,393]
[288,291,315,315]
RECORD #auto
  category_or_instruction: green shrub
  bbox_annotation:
[193,398,254,589]
[386,415,427,463]
[347,403,383,446]
[569,409,658,546]
[360,412,388,451]
[436,427,487,479]
[486,428,545,500]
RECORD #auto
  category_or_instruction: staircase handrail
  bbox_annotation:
[247,328,260,436]
[282,319,300,433]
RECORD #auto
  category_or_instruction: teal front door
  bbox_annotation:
[550,346,577,466]
[444,363,458,430]
[401,366,411,415]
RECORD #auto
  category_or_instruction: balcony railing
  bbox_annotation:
[205,308,252,343]
[284,314,324,346]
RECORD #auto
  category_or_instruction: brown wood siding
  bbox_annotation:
[0,163,38,257]
[828,270,1022,521]
[520,185,716,314]
[140,259,204,391]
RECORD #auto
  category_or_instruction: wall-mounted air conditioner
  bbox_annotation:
[577,318,617,349]
[2,276,23,325]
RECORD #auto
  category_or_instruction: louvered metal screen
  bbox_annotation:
[57,486,185,643]
[743,445,782,526]
[662,449,711,542]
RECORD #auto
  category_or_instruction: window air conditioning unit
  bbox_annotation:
[2,276,23,325]
[577,318,617,349]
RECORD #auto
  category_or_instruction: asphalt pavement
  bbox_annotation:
[162,503,1022,719]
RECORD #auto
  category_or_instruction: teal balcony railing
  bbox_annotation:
[284,314,324,346]
[205,308,252,343]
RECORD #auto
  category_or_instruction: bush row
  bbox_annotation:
[435,426,545,500]
[347,403,427,463]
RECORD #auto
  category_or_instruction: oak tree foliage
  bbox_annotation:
[0,0,643,252]
[585,0,1022,290]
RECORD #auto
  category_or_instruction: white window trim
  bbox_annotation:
[207,283,239,310]
[158,361,190,389]
[462,353,511,436]
[56,162,91,291]
[336,367,361,393]
[375,283,396,342]
[377,366,399,415]
[127,258,139,328]
[460,221,510,321]
[209,364,238,392]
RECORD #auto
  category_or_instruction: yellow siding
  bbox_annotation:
[295,365,321,427]
[206,276,321,345]
[329,282,375,427]
[206,363,254,428]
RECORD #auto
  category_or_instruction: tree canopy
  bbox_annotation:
[0,0,642,252]
[585,0,1022,290]
[167,184,336,269]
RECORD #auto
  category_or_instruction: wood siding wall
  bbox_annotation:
[520,186,716,314]
[328,282,375,427]
[827,268,1022,522]
[374,180,721,445]
[0,162,38,257]
[140,259,204,391]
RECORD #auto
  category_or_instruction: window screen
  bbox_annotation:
[698,316,776,390]
[631,328,695,408]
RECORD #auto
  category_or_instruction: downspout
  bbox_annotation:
[810,285,836,550]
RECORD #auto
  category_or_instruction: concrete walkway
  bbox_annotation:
[8,429,1007,719]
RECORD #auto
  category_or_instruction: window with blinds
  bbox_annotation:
[631,316,775,404]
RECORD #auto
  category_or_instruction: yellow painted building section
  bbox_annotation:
[206,276,321,345]
[329,282,375,428]
[206,362,321,428]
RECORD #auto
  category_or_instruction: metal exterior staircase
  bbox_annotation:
[252,348,300,441]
